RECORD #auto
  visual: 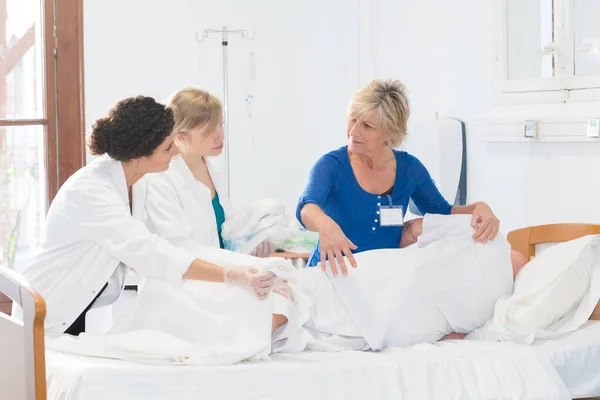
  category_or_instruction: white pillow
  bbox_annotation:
[509,251,592,329]
[467,234,600,344]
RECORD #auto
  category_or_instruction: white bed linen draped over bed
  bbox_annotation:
[294,214,515,350]
[46,248,310,366]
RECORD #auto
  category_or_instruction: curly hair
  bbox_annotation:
[88,96,175,162]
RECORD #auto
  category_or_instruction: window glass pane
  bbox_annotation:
[574,0,600,76]
[506,0,555,80]
[0,125,46,269]
[1,0,45,119]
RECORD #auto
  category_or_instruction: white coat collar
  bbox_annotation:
[206,156,233,216]
[205,157,223,190]
[167,154,232,217]
[105,154,145,219]
[169,155,222,189]
[169,155,196,186]
[105,154,128,204]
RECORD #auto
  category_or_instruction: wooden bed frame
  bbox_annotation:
[2,222,600,400]
[0,267,47,400]
[507,223,600,400]
[507,223,600,261]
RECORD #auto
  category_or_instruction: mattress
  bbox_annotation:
[46,334,599,400]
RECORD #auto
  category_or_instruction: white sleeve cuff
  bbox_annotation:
[164,249,195,287]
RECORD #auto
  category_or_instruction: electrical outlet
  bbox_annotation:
[524,120,539,138]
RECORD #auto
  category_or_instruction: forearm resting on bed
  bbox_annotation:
[400,218,423,248]
[182,259,225,282]
[450,203,478,215]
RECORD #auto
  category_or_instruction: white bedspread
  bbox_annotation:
[533,320,600,397]
[45,213,600,369]
[46,340,572,400]
[298,214,514,350]
[46,250,310,366]
[46,280,273,366]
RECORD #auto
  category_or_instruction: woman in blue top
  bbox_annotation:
[297,79,500,275]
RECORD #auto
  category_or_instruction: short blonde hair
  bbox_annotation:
[166,86,223,136]
[346,79,410,148]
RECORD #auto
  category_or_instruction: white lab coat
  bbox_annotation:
[15,154,300,365]
[140,155,232,252]
[16,155,194,333]
[138,155,291,273]
[139,155,312,354]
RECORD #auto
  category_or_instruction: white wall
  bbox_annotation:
[372,0,600,233]
[84,0,365,215]
[85,0,600,234]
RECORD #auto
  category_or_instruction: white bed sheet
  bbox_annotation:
[382,340,568,400]
[46,339,577,400]
[46,350,401,400]
[533,320,600,398]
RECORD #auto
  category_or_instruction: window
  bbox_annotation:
[494,0,600,104]
[0,0,84,269]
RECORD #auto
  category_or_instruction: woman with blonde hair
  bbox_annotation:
[297,79,501,276]
[142,86,274,256]
[139,87,294,341]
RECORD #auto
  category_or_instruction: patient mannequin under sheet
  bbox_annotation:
[294,214,515,350]
[295,213,600,351]
[49,214,512,364]
[45,214,600,365]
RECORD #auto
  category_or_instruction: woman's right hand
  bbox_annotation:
[223,267,278,300]
[319,219,358,276]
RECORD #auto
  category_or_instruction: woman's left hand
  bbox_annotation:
[471,202,500,243]
[252,240,276,258]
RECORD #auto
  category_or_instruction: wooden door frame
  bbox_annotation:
[44,0,59,204]
[46,0,86,204]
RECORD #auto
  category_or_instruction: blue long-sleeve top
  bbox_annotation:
[296,146,453,266]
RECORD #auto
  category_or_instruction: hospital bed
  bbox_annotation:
[2,223,600,400]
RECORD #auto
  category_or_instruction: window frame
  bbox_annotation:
[493,0,600,104]
[1,0,84,269]
[0,0,85,207]
[52,0,86,203]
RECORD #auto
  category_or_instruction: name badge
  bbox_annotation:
[380,205,404,226]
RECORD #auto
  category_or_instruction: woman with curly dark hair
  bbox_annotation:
[15,96,291,359]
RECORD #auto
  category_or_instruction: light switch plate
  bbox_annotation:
[524,120,539,138]
[588,119,600,138]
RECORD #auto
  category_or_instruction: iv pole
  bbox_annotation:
[196,27,254,197]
